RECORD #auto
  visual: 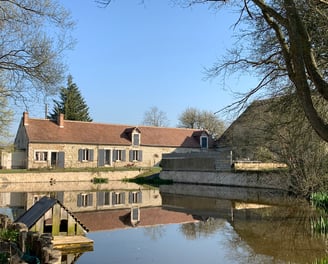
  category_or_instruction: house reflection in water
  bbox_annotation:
[2,182,328,263]
[0,181,200,263]
[74,206,196,232]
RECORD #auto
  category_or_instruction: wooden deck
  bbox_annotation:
[52,235,93,253]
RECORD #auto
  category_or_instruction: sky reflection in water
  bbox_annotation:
[78,221,273,264]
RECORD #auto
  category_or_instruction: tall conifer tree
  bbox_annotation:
[49,75,92,122]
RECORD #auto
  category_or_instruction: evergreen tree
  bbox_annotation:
[49,75,92,122]
[0,0,73,108]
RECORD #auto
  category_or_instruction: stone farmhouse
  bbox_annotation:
[13,112,215,170]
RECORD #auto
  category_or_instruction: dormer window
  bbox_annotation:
[200,135,208,149]
[132,132,140,146]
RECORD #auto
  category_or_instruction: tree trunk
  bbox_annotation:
[283,0,328,142]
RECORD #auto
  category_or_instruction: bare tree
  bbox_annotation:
[0,0,74,109]
[0,88,13,143]
[178,107,199,129]
[178,107,225,139]
[223,95,328,196]
[192,0,328,142]
[142,106,169,127]
[100,0,328,142]
[263,96,328,196]
[180,218,225,240]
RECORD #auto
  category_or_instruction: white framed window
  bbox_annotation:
[132,133,140,146]
[200,136,208,149]
[81,194,89,207]
[35,151,48,161]
[82,149,90,161]
[133,150,140,161]
[78,149,94,162]
[77,193,93,207]
[129,150,143,162]
[129,191,142,204]
[116,150,123,161]
[112,192,125,205]
[113,149,126,162]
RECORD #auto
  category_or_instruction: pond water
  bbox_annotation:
[76,184,327,264]
[79,221,265,264]
[0,181,327,263]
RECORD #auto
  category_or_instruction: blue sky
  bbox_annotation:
[12,1,258,135]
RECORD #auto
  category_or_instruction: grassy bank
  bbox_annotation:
[123,167,173,186]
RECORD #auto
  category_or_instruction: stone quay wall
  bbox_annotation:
[160,153,290,190]
[0,170,141,184]
[160,170,290,190]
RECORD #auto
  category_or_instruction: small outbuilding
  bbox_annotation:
[15,196,88,236]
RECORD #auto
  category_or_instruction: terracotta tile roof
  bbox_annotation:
[74,207,198,232]
[24,117,213,148]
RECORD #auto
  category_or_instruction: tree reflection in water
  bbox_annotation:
[180,218,226,240]
[228,203,327,263]
[143,225,166,241]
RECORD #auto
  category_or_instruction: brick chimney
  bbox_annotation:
[23,112,29,126]
[57,113,64,128]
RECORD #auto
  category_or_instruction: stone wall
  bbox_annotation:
[160,152,290,190]
[0,170,141,184]
[160,184,291,206]
[160,170,290,191]
[0,179,143,193]
[160,156,217,171]
[161,150,232,172]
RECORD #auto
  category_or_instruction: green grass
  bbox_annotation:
[311,192,328,212]
[123,167,172,186]
[310,192,328,235]
[311,216,328,235]
[92,177,108,184]
[0,229,19,264]
[313,258,328,264]
[126,176,173,186]
[134,167,162,178]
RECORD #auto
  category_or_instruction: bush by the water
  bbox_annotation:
[310,192,328,235]
[0,229,18,242]
[311,192,328,211]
